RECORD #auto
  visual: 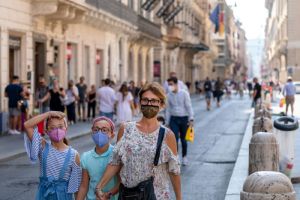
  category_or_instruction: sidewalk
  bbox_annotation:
[225,98,300,199]
[0,94,204,162]
[0,122,91,162]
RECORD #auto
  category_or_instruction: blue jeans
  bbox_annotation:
[169,116,189,157]
[99,111,114,121]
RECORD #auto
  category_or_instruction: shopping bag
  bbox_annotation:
[279,98,285,108]
[185,126,194,142]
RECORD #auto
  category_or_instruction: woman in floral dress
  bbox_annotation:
[96,82,181,200]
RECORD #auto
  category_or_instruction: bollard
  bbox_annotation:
[241,171,296,200]
[254,101,269,115]
[255,108,272,119]
[249,132,279,175]
[252,116,273,135]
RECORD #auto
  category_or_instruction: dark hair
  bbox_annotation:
[12,75,19,80]
[104,78,111,85]
[119,84,128,101]
[167,77,178,84]
[157,116,165,125]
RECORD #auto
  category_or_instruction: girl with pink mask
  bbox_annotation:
[24,111,82,200]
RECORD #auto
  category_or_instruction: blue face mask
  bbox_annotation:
[92,131,109,147]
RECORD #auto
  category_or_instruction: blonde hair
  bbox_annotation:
[139,82,166,106]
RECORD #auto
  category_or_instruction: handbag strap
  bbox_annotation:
[154,126,166,166]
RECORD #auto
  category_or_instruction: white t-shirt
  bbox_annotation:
[97,86,116,113]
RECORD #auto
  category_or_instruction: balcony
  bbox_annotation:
[137,16,161,40]
[85,0,161,40]
[162,26,183,46]
[32,0,86,23]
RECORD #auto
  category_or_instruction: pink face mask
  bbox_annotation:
[48,128,67,142]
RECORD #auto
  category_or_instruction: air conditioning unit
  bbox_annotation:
[0,112,8,134]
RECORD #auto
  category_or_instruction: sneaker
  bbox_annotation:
[8,129,15,135]
[13,130,21,135]
[182,157,189,166]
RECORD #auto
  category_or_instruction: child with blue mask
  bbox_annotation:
[76,117,119,200]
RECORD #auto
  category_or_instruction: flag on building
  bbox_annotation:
[219,11,225,35]
[209,4,220,33]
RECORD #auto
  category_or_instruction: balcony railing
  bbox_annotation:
[85,0,161,39]
[137,15,161,39]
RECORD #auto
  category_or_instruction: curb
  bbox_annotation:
[0,130,91,162]
[224,110,254,200]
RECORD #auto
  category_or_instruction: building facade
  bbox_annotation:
[0,0,219,128]
[264,0,300,82]
[211,0,247,82]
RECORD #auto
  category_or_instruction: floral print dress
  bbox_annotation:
[110,122,181,200]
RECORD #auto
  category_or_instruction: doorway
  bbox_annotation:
[34,42,46,87]
[8,36,21,82]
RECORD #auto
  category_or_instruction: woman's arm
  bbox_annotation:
[165,130,182,200]
[76,169,90,200]
[95,165,122,199]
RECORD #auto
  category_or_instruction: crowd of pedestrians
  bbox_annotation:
[5,71,295,200]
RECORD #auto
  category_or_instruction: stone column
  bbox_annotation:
[249,132,279,175]
[241,171,296,200]
[252,117,273,135]
[0,27,9,112]
[255,108,272,119]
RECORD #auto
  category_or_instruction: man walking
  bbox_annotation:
[283,76,296,116]
[36,76,50,114]
[204,77,213,111]
[5,75,23,135]
[166,77,194,166]
[252,77,261,107]
[214,77,224,107]
[163,71,188,93]
[76,76,87,121]
[97,78,116,120]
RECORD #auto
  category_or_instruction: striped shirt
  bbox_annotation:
[24,127,81,193]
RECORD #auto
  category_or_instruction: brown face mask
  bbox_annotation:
[140,105,160,119]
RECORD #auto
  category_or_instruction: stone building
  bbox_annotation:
[0,0,217,131]
[211,0,247,82]
[264,0,300,82]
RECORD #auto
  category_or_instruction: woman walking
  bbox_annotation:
[87,85,96,121]
[65,80,78,124]
[96,83,181,200]
[115,84,134,124]
[49,79,66,112]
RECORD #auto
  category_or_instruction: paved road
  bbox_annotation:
[0,95,251,200]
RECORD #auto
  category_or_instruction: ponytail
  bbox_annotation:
[63,138,69,145]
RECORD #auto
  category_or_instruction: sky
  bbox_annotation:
[226,0,268,40]
[226,0,268,78]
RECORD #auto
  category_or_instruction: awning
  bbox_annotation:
[179,42,209,51]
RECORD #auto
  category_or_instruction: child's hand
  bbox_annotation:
[48,111,65,119]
